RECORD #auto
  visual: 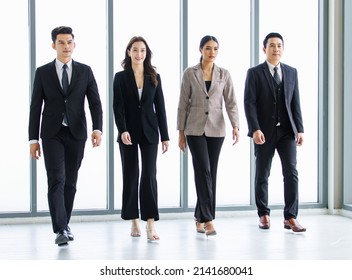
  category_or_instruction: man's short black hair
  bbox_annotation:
[51,26,74,43]
[263,32,284,48]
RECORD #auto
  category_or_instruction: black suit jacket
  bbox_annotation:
[113,68,169,144]
[244,61,304,139]
[29,59,103,141]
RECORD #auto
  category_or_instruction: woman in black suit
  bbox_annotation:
[113,36,169,241]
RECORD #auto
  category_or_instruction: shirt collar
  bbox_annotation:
[266,60,281,72]
[56,59,72,70]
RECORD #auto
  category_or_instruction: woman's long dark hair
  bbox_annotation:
[121,36,158,87]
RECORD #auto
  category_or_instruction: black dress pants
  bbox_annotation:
[187,134,224,223]
[119,140,159,221]
[42,126,85,233]
[254,127,299,220]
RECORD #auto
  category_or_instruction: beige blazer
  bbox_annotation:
[177,63,239,137]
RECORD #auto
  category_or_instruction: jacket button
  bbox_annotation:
[205,112,208,115]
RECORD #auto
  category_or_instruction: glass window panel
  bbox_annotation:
[259,0,318,203]
[35,0,107,210]
[0,0,322,217]
[187,0,251,207]
[113,0,181,209]
[0,0,30,212]
[343,1,352,206]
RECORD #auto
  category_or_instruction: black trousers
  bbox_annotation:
[42,126,85,233]
[254,126,299,220]
[119,140,159,221]
[187,134,224,223]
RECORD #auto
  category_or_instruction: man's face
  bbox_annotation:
[263,37,284,65]
[52,34,75,61]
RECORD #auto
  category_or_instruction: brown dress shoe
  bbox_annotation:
[258,215,270,229]
[284,218,306,232]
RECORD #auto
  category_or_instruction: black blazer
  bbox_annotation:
[244,61,304,139]
[29,59,103,141]
[113,68,169,144]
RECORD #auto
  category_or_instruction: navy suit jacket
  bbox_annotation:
[113,68,169,144]
[29,59,103,141]
[244,61,304,139]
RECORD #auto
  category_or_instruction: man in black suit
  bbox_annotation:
[29,26,103,245]
[244,32,306,232]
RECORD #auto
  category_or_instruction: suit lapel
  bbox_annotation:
[194,64,208,96]
[126,68,141,103]
[66,60,79,98]
[207,64,221,96]
[281,64,289,100]
[262,62,276,99]
[49,60,64,94]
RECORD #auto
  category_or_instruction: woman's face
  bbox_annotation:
[200,40,218,63]
[128,41,147,66]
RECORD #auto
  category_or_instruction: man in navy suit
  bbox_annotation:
[29,26,103,245]
[244,32,306,232]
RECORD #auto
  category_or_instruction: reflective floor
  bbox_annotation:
[1,209,352,260]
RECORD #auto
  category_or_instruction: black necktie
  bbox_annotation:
[62,64,69,125]
[274,66,281,126]
[62,64,69,94]
[273,66,281,86]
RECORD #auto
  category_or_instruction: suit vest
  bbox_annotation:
[273,77,291,131]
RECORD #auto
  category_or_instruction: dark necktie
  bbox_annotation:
[62,64,69,94]
[62,64,69,125]
[274,66,281,126]
[273,66,281,86]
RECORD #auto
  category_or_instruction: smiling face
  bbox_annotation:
[52,34,75,63]
[200,39,218,63]
[263,37,284,65]
[128,41,147,66]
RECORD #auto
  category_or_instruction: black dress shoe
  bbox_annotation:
[67,226,74,241]
[55,229,69,246]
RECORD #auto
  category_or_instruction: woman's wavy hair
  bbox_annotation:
[121,36,158,87]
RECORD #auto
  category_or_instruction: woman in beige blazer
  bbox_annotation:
[177,35,240,236]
